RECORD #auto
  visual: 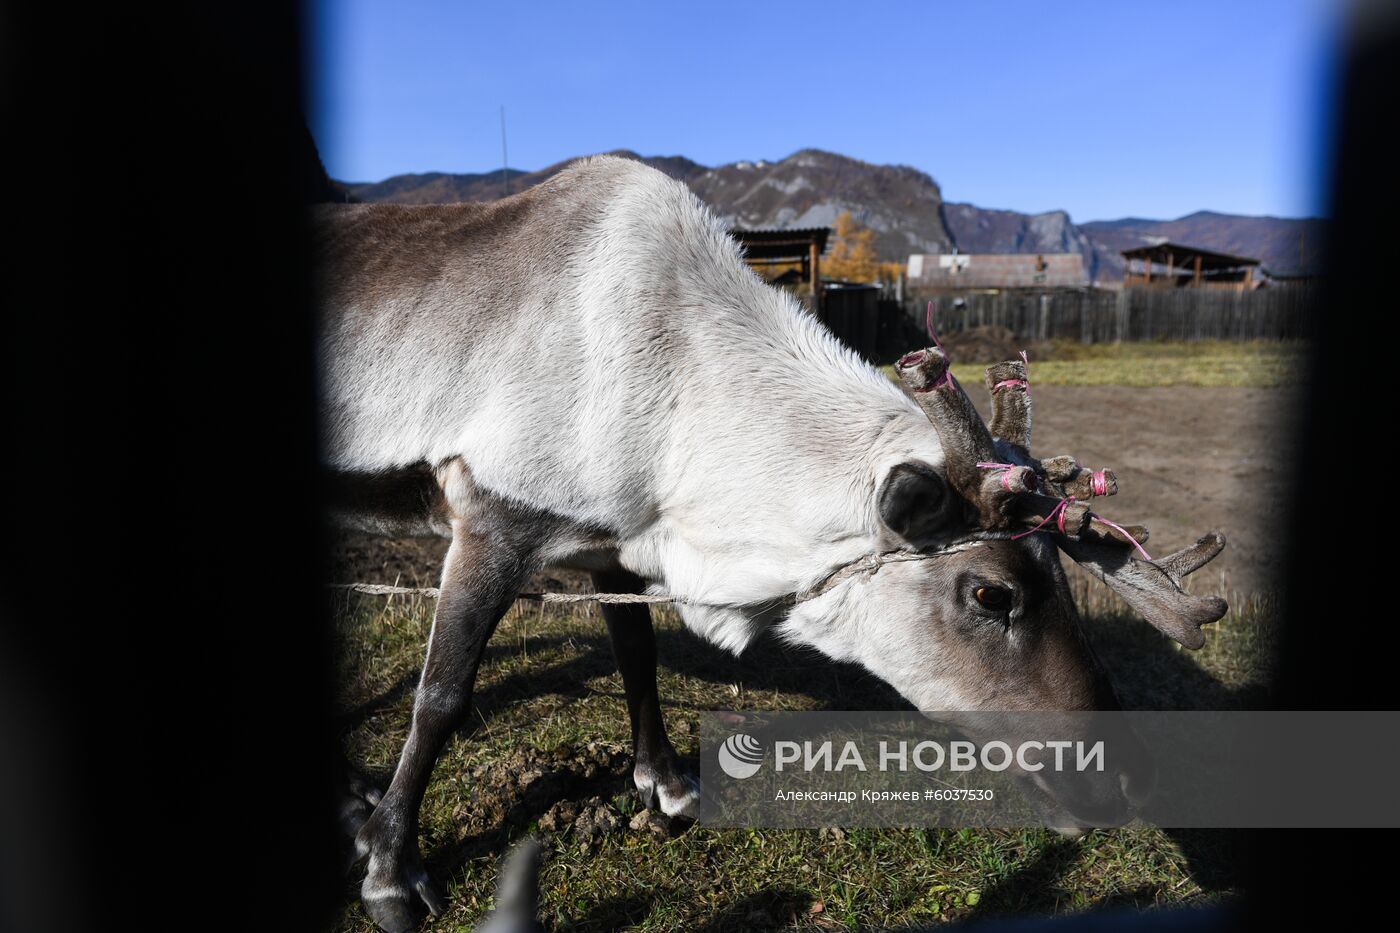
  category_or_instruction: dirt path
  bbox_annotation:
[332,385,1299,599]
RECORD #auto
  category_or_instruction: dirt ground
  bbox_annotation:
[332,384,1298,600]
[972,384,1299,598]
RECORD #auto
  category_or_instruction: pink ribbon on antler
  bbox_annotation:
[1013,496,1074,540]
[1001,487,1153,560]
[1090,470,1110,497]
[1089,514,1152,560]
[992,349,1032,395]
[976,461,1036,492]
[921,300,953,389]
[925,300,944,352]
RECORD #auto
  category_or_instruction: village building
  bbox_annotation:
[905,253,1088,291]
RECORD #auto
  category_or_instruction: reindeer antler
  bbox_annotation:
[1057,533,1228,649]
[1040,456,1119,500]
[897,342,1229,649]
[895,348,1017,529]
[986,358,1032,457]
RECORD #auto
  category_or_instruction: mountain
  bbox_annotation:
[937,203,1325,282]
[339,149,1323,281]
[686,149,953,257]
[345,148,954,259]
[939,203,1100,278]
[342,150,707,203]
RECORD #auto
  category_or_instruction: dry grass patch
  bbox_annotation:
[882,340,1306,388]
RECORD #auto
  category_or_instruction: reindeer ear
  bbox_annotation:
[878,462,951,545]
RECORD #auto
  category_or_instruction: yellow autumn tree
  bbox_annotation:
[822,211,880,283]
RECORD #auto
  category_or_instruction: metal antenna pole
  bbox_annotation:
[500,106,509,198]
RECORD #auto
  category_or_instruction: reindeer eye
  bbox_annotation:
[974,585,1013,611]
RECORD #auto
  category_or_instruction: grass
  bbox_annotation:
[880,339,1306,389]
[332,574,1275,932]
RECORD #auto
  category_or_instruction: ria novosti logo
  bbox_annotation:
[716,733,1109,779]
[718,733,765,779]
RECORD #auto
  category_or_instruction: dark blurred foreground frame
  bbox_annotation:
[1,3,338,933]
[0,3,1394,933]
[1246,0,1400,926]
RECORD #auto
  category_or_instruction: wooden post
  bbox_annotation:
[1193,254,1203,287]
[1166,250,1174,285]
[1145,254,1152,285]
[809,240,821,311]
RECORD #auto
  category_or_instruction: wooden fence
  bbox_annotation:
[914,286,1314,344]
[813,285,1314,364]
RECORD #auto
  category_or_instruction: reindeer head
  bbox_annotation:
[889,344,1227,649]
[778,343,1227,825]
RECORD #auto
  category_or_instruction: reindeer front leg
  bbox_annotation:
[356,516,536,933]
[593,571,701,819]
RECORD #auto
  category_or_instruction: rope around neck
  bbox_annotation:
[331,543,989,610]
[331,583,679,605]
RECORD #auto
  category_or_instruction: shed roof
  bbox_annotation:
[1120,242,1260,268]
[730,227,830,260]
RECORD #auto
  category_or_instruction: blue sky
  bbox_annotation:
[309,0,1338,222]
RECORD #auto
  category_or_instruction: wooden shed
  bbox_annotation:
[730,227,830,307]
[1122,242,1261,290]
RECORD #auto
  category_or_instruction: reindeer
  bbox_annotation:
[314,155,1227,932]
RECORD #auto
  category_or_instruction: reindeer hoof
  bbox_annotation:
[362,894,420,933]
[634,763,702,820]
[356,820,447,932]
[360,855,446,932]
[659,772,703,820]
